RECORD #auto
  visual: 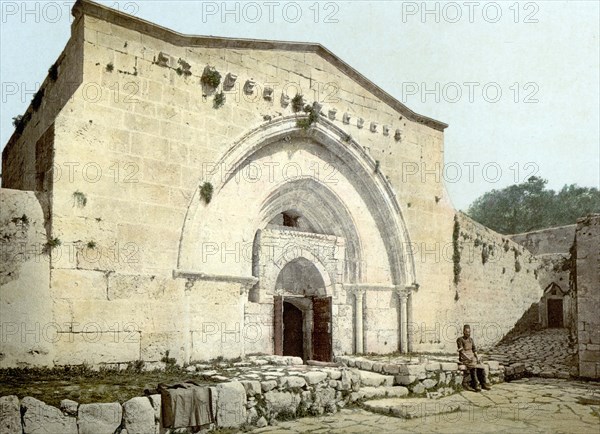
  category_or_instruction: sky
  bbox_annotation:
[1,0,599,211]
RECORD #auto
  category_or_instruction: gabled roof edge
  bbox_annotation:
[73,0,448,131]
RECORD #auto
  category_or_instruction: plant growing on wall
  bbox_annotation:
[452,215,461,284]
[11,214,29,226]
[481,244,489,264]
[48,62,59,81]
[12,113,31,135]
[73,191,87,208]
[291,94,304,113]
[296,103,318,130]
[86,241,97,249]
[43,237,61,254]
[201,66,221,88]
[213,91,225,109]
[106,62,114,72]
[32,89,44,112]
[200,182,213,204]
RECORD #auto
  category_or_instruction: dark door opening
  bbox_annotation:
[282,302,304,358]
[547,299,564,328]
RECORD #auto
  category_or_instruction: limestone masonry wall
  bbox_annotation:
[433,213,544,352]
[0,189,52,367]
[574,215,600,379]
[0,0,547,367]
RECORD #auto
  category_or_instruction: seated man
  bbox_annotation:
[457,324,490,391]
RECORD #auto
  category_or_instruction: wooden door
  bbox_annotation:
[312,296,332,362]
[274,296,283,355]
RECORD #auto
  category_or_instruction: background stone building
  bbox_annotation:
[0,0,557,369]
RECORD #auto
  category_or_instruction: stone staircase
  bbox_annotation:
[336,355,504,397]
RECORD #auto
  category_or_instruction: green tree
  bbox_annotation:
[466,176,600,234]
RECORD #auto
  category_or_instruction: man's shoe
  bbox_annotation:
[475,385,482,392]
[482,384,491,391]
[463,384,476,392]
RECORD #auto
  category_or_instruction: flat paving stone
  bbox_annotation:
[252,378,600,433]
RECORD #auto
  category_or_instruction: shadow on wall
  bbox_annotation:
[497,302,543,345]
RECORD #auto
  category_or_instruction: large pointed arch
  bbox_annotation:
[176,115,416,287]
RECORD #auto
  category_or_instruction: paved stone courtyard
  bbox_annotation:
[489,328,577,379]
[253,378,600,433]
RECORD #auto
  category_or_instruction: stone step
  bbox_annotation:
[363,396,469,419]
[350,386,409,401]
[358,370,394,387]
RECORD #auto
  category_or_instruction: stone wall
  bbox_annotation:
[510,225,576,330]
[0,189,52,367]
[0,0,549,366]
[509,225,576,256]
[426,213,544,352]
[574,214,600,379]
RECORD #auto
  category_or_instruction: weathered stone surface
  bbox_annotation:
[303,371,328,385]
[359,360,374,370]
[422,379,438,389]
[359,370,394,387]
[351,386,409,400]
[212,382,246,428]
[382,364,400,375]
[264,390,298,414]
[78,402,122,434]
[325,369,342,380]
[0,395,21,434]
[148,394,161,427]
[425,362,441,371]
[286,376,306,388]
[261,380,278,392]
[21,397,77,434]
[60,399,79,416]
[441,362,458,371]
[122,396,155,434]
[398,364,426,377]
[241,380,262,396]
[411,383,426,394]
[395,375,418,386]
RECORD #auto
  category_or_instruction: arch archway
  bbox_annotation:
[176,115,416,288]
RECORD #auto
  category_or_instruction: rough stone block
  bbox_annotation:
[394,375,417,386]
[264,390,298,414]
[359,359,374,370]
[0,395,21,434]
[211,382,246,428]
[359,370,394,387]
[422,379,438,389]
[285,376,306,388]
[260,380,277,392]
[78,402,122,434]
[240,380,261,396]
[382,363,400,374]
[398,364,426,377]
[60,399,78,416]
[122,397,155,434]
[411,383,426,394]
[425,362,441,371]
[303,371,328,385]
[21,397,77,434]
[486,361,500,371]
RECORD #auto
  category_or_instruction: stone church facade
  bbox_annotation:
[1,0,547,368]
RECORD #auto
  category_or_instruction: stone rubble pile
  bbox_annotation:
[336,355,505,396]
[0,354,508,432]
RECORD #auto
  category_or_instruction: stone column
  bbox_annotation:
[397,290,408,353]
[354,289,365,354]
[407,290,413,353]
